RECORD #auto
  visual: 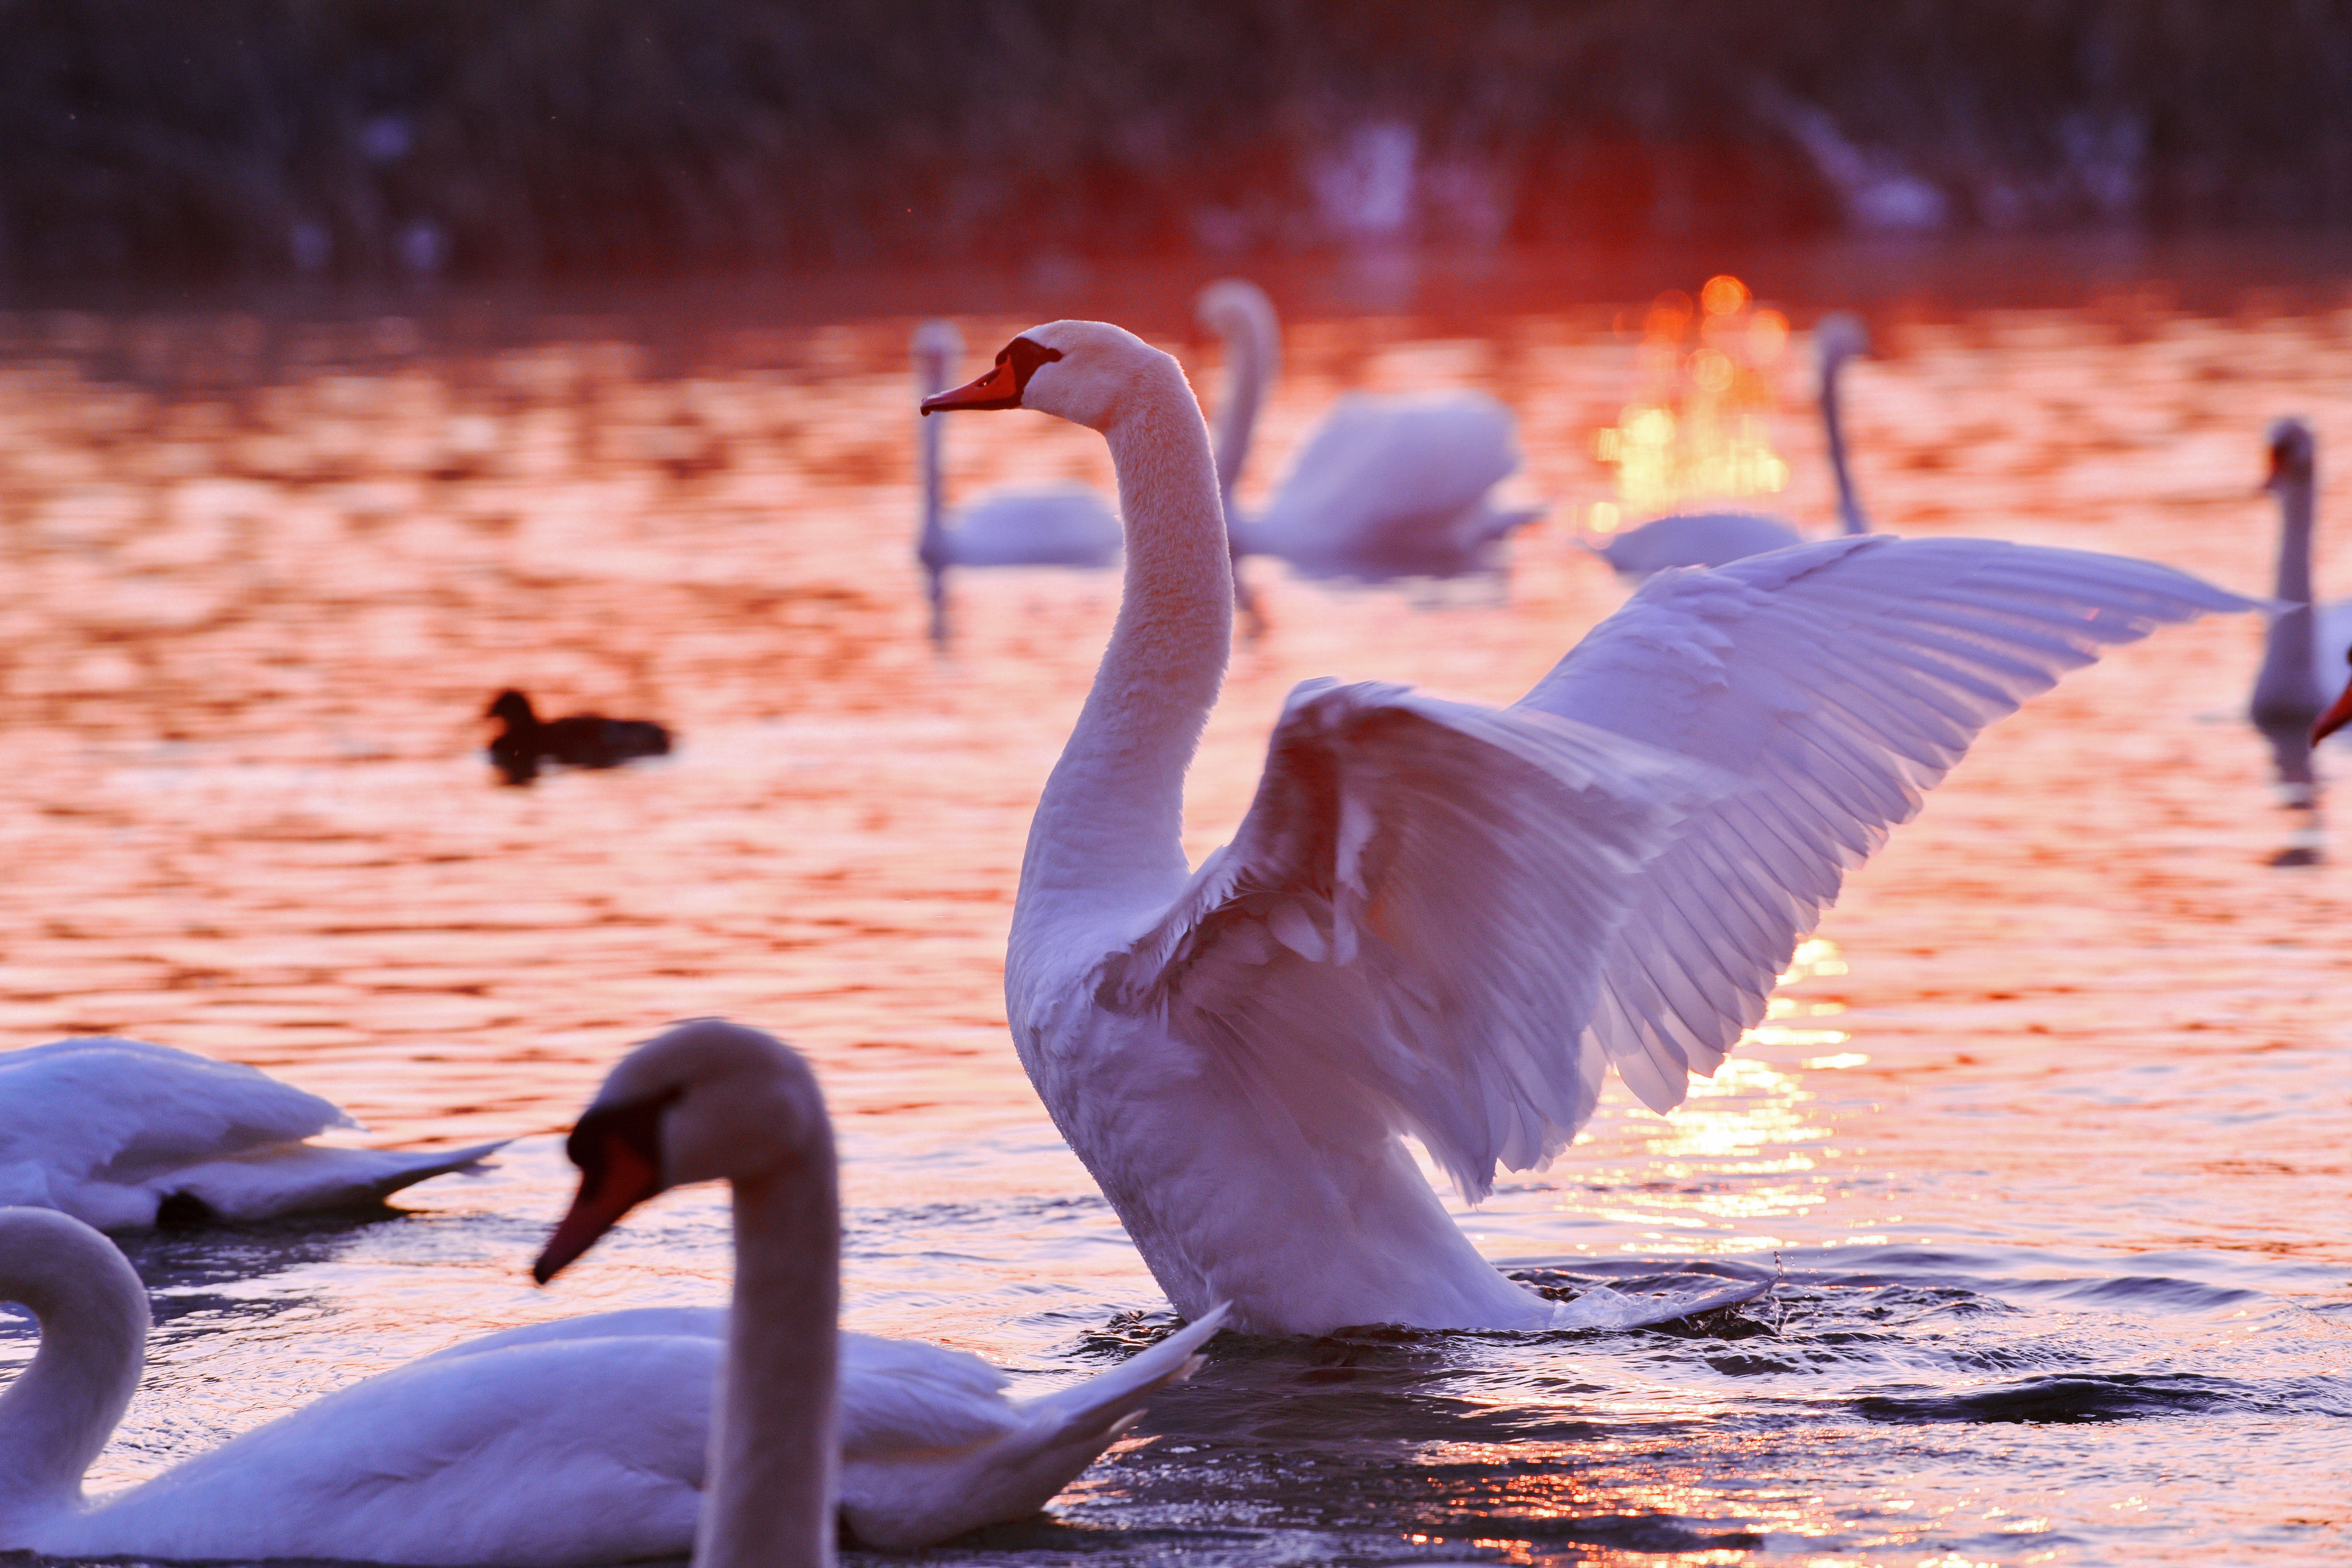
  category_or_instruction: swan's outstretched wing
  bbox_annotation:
[1519,534,2258,1110]
[0,1037,349,1184]
[1095,680,1711,1199]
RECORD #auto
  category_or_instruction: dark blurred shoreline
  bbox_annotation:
[2,234,2348,399]
[6,1,2349,287]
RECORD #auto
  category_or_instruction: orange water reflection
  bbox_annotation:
[5,289,2352,1563]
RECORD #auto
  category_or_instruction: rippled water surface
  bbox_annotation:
[4,255,2351,1565]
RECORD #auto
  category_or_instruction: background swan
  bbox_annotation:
[1195,279,1545,590]
[0,1026,1219,1565]
[912,319,1123,644]
[924,318,2255,1339]
[0,1036,503,1229]
[2249,417,2349,864]
[1590,312,1871,578]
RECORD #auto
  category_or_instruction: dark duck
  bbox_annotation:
[485,689,671,785]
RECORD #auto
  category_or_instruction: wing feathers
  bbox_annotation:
[1523,534,2257,1112]
[1102,680,1710,1198]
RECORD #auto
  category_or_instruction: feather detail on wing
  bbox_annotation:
[1518,534,2259,1111]
[1093,679,1714,1200]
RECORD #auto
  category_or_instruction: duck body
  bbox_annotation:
[486,689,671,786]
[0,1037,503,1230]
[927,319,2257,1341]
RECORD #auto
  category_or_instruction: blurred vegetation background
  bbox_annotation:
[4,0,2348,283]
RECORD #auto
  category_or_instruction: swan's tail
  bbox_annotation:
[164,1138,513,1223]
[838,1305,1228,1549]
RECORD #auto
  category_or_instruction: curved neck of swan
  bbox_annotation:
[2253,470,2321,726]
[1209,312,1277,516]
[0,1224,148,1526]
[701,1149,841,1568]
[1820,350,1868,535]
[2272,469,2316,606]
[916,359,951,639]
[1020,361,1232,933]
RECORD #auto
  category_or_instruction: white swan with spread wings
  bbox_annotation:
[923,319,2255,1337]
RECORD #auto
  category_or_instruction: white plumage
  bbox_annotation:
[0,1036,503,1230]
[1198,279,1544,585]
[0,1198,1218,1561]
[924,319,2257,1337]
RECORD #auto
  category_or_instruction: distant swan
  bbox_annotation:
[2252,418,2352,864]
[485,689,671,786]
[0,1028,1220,1565]
[1590,312,1871,578]
[1195,280,1545,600]
[912,320,1123,644]
[0,1036,504,1230]
[924,318,2253,1337]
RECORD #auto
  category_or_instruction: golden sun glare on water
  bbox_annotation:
[1588,274,1793,534]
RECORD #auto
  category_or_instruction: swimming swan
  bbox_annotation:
[923,318,2255,1338]
[0,1036,505,1230]
[2251,417,2352,863]
[1591,312,1871,578]
[1195,279,1545,591]
[0,1027,1220,1565]
[912,319,1123,644]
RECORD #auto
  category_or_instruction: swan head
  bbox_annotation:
[534,1019,831,1283]
[2266,416,2315,493]
[920,320,1175,432]
[1195,279,1280,353]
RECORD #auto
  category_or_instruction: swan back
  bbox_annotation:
[0,1039,349,1227]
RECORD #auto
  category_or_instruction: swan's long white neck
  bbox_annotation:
[1207,301,1279,521]
[701,1150,840,1568]
[0,1215,148,1528]
[2253,462,2321,728]
[914,346,953,639]
[1018,356,1232,940]
[1822,348,1868,536]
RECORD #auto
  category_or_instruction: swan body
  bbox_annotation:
[913,320,1123,642]
[924,318,2257,1339]
[0,1028,1219,1566]
[1592,312,1871,578]
[535,1020,1224,1562]
[0,1036,504,1230]
[418,1299,1223,1548]
[2263,420,2352,860]
[1197,280,1545,585]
